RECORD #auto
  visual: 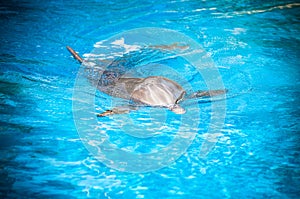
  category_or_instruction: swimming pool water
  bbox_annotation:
[0,0,299,198]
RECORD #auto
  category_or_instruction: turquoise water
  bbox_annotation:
[1,0,299,198]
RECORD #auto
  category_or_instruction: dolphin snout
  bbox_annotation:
[169,104,186,114]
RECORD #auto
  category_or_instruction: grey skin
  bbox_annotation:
[67,46,226,117]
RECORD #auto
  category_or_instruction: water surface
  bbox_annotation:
[0,0,299,198]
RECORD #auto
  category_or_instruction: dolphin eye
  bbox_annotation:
[175,91,186,104]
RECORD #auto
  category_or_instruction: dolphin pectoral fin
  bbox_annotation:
[97,110,114,117]
[97,106,138,117]
[188,89,228,99]
[150,43,189,51]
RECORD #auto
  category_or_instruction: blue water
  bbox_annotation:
[1,0,299,198]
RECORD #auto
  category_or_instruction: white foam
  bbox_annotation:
[111,37,141,54]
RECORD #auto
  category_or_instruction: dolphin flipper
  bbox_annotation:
[97,106,139,117]
[187,89,228,99]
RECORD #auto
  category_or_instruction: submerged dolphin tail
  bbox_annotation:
[67,46,83,63]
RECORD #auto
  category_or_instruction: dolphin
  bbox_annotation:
[67,46,226,117]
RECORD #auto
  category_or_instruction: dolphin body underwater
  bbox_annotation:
[67,45,227,117]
